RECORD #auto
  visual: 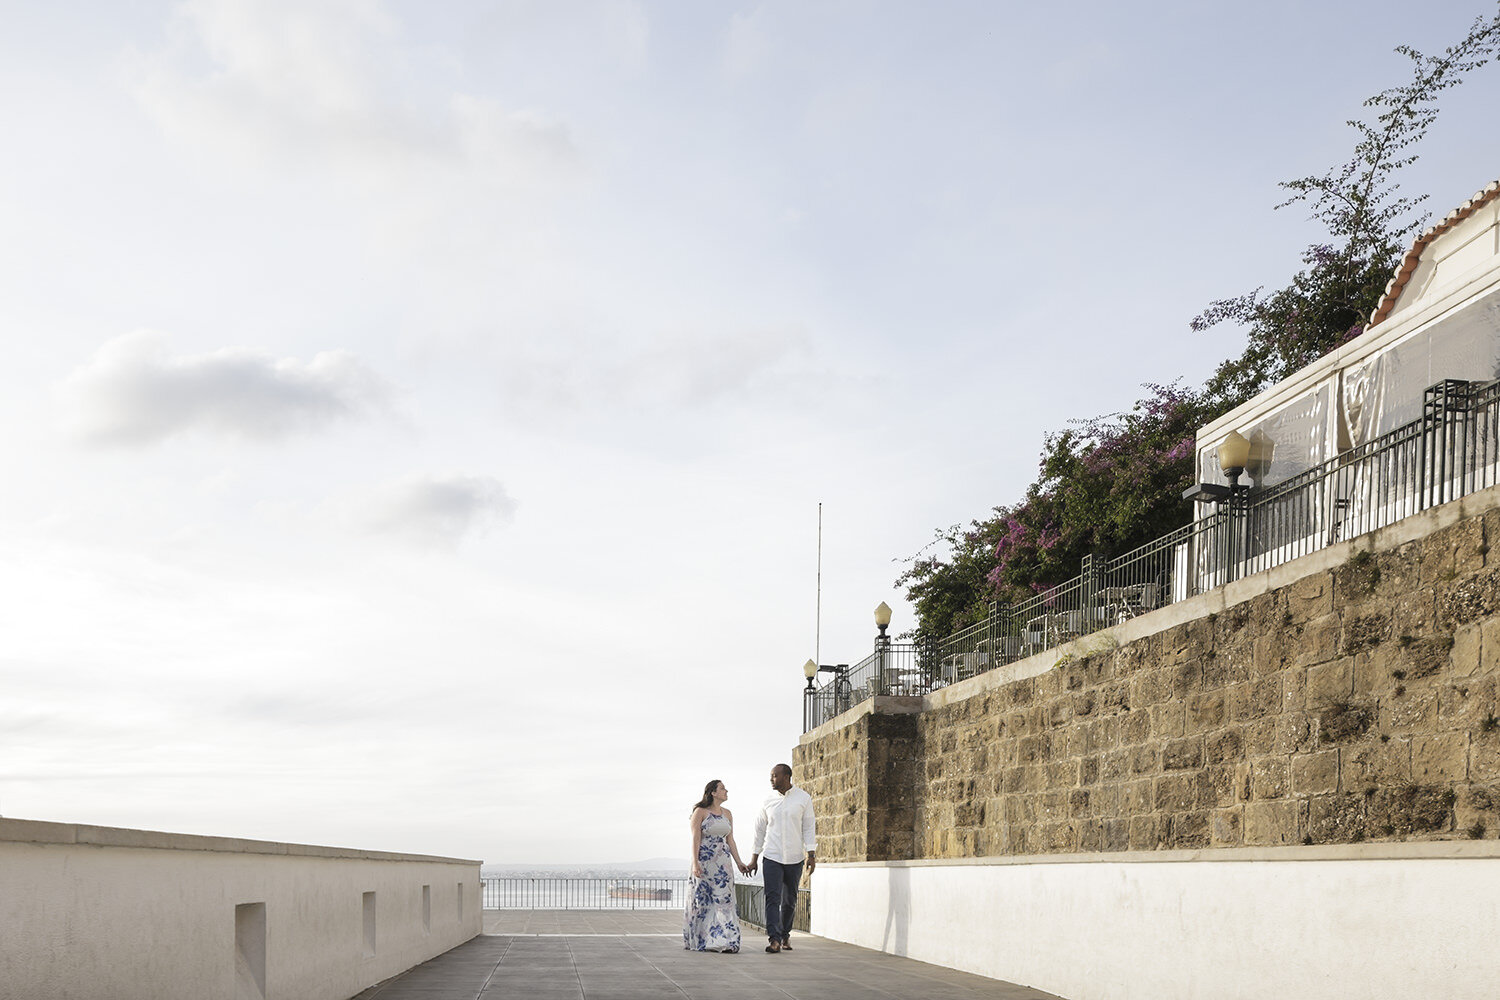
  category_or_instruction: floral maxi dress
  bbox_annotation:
[683,812,742,952]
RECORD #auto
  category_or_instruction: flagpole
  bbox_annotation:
[816,502,822,667]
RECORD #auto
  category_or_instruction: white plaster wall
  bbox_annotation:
[813,849,1500,1000]
[1394,198,1500,320]
[0,820,482,1000]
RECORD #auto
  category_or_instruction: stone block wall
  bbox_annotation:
[796,709,918,861]
[796,712,868,861]
[799,499,1500,862]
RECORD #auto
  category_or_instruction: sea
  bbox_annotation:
[479,858,758,909]
[480,857,688,880]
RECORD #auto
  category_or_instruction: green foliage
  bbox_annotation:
[1197,6,1500,409]
[895,381,1214,640]
[1195,251,1395,410]
[986,382,1218,602]
[894,518,1008,641]
[896,7,1500,641]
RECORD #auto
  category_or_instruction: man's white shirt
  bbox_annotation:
[753,786,816,864]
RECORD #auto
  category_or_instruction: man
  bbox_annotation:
[747,762,816,954]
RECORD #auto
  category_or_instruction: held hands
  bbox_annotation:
[692,862,704,879]
[743,858,758,876]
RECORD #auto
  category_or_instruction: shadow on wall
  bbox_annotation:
[883,866,910,956]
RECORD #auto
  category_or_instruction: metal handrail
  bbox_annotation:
[803,377,1500,731]
[481,876,693,909]
[803,640,928,731]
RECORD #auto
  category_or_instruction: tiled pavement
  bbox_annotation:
[352,911,1063,1000]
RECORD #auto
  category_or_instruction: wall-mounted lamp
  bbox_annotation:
[1183,429,1253,505]
[803,658,848,693]
[1218,429,1251,486]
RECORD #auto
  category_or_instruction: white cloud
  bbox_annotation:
[57,330,393,446]
[128,0,577,188]
[360,473,517,547]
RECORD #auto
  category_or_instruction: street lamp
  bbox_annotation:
[874,601,893,695]
[1180,429,1258,589]
[803,658,849,732]
[1182,429,1254,504]
[803,658,847,693]
[1218,430,1252,491]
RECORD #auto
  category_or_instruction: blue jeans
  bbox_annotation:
[762,858,803,943]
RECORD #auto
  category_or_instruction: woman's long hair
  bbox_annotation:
[693,779,722,812]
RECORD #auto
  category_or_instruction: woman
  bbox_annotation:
[682,779,746,953]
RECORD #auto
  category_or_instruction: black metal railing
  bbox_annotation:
[482,877,692,909]
[803,640,928,731]
[733,883,811,932]
[802,377,1500,731]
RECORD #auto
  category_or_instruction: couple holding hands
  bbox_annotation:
[682,763,817,955]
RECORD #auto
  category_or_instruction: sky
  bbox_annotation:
[1,0,1498,865]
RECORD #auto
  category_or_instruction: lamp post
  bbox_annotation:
[803,659,817,732]
[1182,429,1256,587]
[1218,430,1253,579]
[1182,429,1253,504]
[803,659,848,730]
[874,601,892,694]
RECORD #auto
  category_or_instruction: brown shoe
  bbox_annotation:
[780,939,793,951]
[764,941,781,953]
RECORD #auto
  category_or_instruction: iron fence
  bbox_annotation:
[932,571,1095,687]
[803,640,925,731]
[482,877,692,910]
[733,883,811,932]
[802,377,1500,732]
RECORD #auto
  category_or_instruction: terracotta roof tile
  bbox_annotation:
[1368,178,1500,328]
